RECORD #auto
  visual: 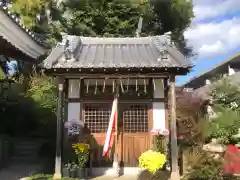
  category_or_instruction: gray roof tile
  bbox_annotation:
[0,3,48,48]
[44,35,192,69]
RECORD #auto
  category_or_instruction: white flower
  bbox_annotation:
[230,102,238,109]
[64,119,84,136]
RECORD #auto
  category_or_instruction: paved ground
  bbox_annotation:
[0,163,137,180]
[0,163,42,180]
[90,175,137,180]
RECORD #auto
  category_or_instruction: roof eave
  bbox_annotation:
[183,53,240,87]
[0,6,49,60]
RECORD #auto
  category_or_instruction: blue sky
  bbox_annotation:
[177,0,240,85]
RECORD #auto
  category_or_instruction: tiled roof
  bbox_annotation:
[0,3,49,59]
[44,34,192,69]
[0,3,48,47]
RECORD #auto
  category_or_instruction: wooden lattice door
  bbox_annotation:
[83,103,151,167]
[120,103,151,167]
[83,103,113,166]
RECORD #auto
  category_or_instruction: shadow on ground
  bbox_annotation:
[0,162,43,180]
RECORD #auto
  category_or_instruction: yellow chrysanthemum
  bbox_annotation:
[139,150,167,174]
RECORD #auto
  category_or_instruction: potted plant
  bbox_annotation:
[138,150,169,180]
[68,162,77,178]
[62,163,70,177]
[72,143,90,179]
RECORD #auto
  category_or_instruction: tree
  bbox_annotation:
[11,0,194,56]
[176,88,207,147]
[11,0,51,29]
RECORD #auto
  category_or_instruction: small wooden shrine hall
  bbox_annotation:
[43,33,192,178]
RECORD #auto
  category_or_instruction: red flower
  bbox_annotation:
[227,145,238,152]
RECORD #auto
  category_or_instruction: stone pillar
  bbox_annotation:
[53,78,64,180]
[169,75,180,180]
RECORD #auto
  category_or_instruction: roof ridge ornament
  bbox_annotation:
[61,34,82,62]
[164,31,172,46]
[154,32,173,62]
[60,32,68,46]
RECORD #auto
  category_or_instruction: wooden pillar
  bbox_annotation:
[163,78,169,130]
[113,80,120,176]
[169,75,180,180]
[53,77,64,180]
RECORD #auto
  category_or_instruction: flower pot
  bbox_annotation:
[69,170,76,178]
[76,168,86,179]
[62,167,69,177]
[153,170,170,180]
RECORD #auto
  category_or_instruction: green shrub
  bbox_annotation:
[183,153,238,180]
[139,150,166,174]
[208,109,240,144]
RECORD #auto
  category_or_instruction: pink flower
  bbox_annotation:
[177,135,185,140]
[151,128,169,136]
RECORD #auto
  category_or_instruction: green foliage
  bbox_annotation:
[139,150,167,174]
[208,79,240,144]
[72,143,90,168]
[211,78,240,111]
[11,0,51,28]
[207,109,240,144]
[152,135,167,154]
[0,65,6,79]
[0,86,39,136]
[183,154,236,180]
[27,72,57,111]
[145,0,194,55]
[65,162,77,171]
[58,0,147,37]
[11,0,194,56]
[0,71,57,138]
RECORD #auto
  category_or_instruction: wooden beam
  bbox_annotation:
[169,75,180,180]
[53,77,64,180]
[44,67,190,77]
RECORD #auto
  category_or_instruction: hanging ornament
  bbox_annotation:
[94,79,98,95]
[70,80,73,94]
[86,79,89,94]
[112,79,115,93]
[78,80,81,90]
[120,79,124,93]
[153,78,156,91]
[161,79,164,90]
[136,79,138,92]
[126,78,130,92]
[102,78,106,93]
[144,79,147,94]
